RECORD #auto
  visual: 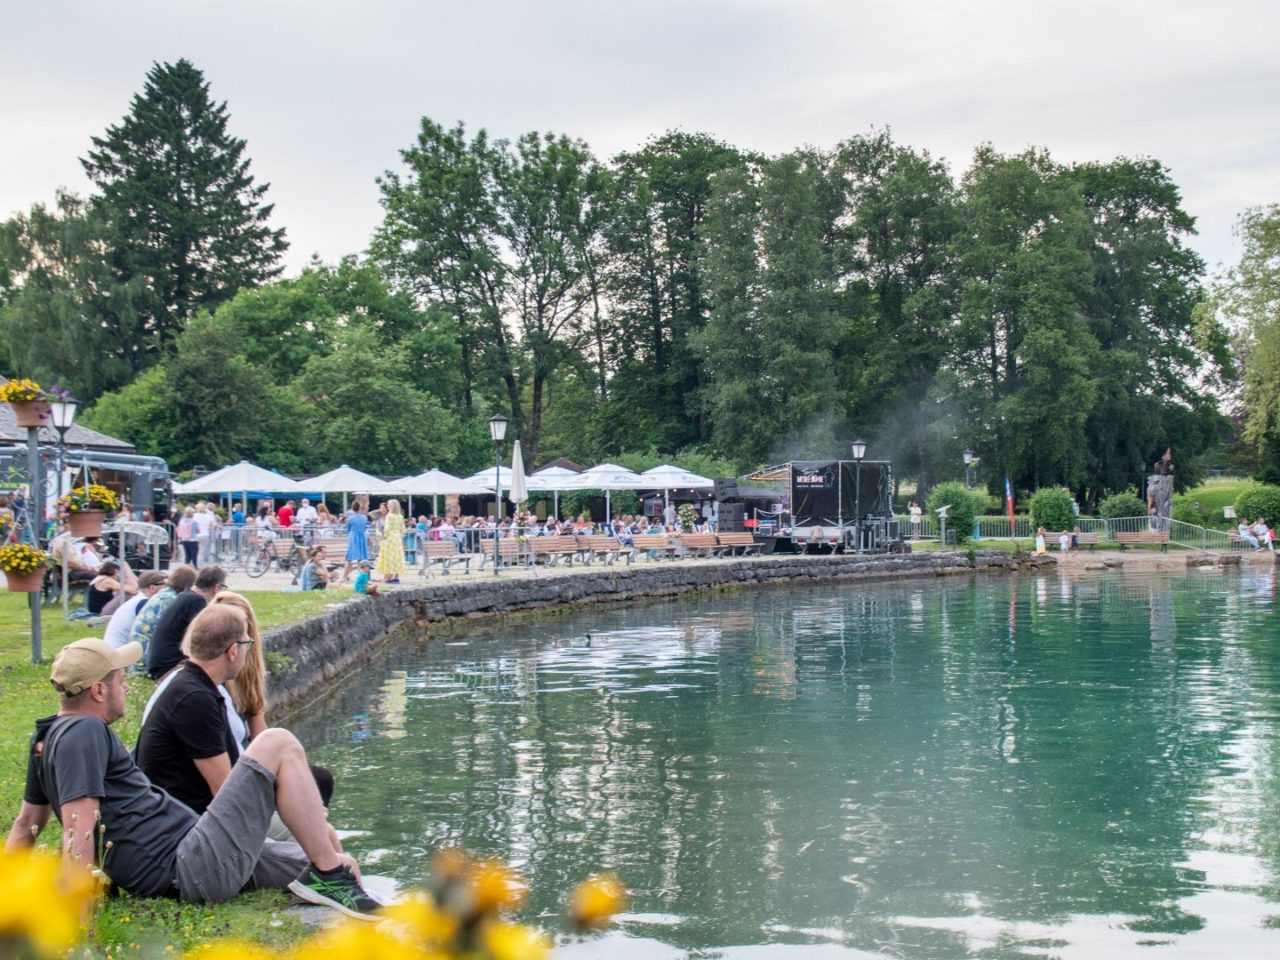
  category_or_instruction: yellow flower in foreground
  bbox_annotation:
[381,892,458,945]
[184,942,277,960]
[290,919,432,960]
[0,848,99,957]
[482,921,551,960]
[471,859,527,913]
[568,872,627,931]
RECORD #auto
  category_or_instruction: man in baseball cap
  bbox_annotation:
[4,634,380,919]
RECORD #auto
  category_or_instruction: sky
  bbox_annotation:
[3,0,1277,276]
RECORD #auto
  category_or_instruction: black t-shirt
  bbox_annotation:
[146,590,207,678]
[135,663,240,814]
[25,714,197,897]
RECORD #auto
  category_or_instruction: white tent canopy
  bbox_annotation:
[305,465,405,495]
[557,463,648,523]
[639,464,714,489]
[177,460,306,495]
[464,466,517,494]
[525,465,580,491]
[395,469,488,496]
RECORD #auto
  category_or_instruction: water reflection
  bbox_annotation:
[289,570,1280,957]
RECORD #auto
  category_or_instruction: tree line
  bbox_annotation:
[3,59,1269,504]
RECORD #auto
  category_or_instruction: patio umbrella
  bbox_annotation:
[396,468,489,516]
[178,460,306,517]
[508,441,528,508]
[305,464,405,512]
[639,463,714,508]
[558,463,648,523]
[526,465,580,520]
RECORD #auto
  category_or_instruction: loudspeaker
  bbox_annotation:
[714,477,739,501]
[719,502,747,532]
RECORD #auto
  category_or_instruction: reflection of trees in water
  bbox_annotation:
[290,574,1280,953]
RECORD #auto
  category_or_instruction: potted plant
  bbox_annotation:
[59,484,119,537]
[0,542,51,592]
[0,378,50,428]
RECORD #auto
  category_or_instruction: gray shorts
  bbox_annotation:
[173,755,308,903]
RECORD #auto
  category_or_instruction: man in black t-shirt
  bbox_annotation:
[146,565,225,679]
[4,636,379,918]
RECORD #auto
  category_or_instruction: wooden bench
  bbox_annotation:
[1045,531,1101,550]
[716,532,759,556]
[1115,530,1169,551]
[419,540,472,575]
[577,535,631,565]
[676,533,719,558]
[631,533,677,560]
[479,539,526,569]
[531,536,581,566]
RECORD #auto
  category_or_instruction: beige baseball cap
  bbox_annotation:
[50,638,142,696]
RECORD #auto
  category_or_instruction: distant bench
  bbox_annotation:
[1115,530,1169,552]
[1045,531,1101,550]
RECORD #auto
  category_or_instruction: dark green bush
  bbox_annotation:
[1236,485,1280,525]
[1098,491,1146,520]
[1172,494,1207,526]
[1029,486,1075,532]
[927,481,984,544]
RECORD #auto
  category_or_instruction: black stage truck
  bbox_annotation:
[746,459,899,553]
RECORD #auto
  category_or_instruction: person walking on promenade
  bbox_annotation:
[376,499,406,584]
[341,502,370,582]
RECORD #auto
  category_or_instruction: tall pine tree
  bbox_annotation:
[82,59,287,355]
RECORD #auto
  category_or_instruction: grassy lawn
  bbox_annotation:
[0,588,339,955]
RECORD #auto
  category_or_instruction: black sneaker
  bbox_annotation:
[287,863,380,920]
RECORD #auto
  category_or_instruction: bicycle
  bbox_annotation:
[244,536,307,579]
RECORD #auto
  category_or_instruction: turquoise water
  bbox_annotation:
[291,569,1280,957]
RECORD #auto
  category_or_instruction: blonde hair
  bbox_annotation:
[387,499,402,515]
[212,590,267,719]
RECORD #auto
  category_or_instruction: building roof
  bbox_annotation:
[0,379,135,452]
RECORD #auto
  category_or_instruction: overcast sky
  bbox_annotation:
[4,1,1277,276]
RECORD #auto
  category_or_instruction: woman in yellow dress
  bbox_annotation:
[376,498,407,583]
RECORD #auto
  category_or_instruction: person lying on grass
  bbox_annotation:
[4,636,380,919]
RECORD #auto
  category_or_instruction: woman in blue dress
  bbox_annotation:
[342,502,371,581]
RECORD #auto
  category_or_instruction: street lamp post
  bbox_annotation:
[49,397,78,627]
[22,410,45,663]
[488,413,508,576]
[851,439,866,553]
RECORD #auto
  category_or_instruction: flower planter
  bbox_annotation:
[68,510,106,537]
[8,400,50,429]
[5,569,45,592]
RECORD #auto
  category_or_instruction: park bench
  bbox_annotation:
[577,535,631,565]
[479,539,526,569]
[1114,530,1169,552]
[715,532,759,556]
[531,536,581,566]
[419,540,472,576]
[1045,531,1101,551]
[631,533,677,561]
[676,533,719,558]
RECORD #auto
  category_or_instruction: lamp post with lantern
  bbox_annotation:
[963,448,979,489]
[488,413,508,576]
[851,439,866,553]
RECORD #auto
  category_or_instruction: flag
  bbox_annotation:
[1005,477,1016,537]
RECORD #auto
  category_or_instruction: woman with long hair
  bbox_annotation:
[376,498,406,584]
[210,590,268,745]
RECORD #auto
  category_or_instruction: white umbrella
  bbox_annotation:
[640,463,715,508]
[558,463,649,523]
[396,469,488,516]
[305,464,405,513]
[180,460,305,494]
[464,466,516,494]
[508,441,528,507]
[526,465,580,520]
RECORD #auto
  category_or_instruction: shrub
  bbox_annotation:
[1172,494,1207,527]
[1029,486,1075,533]
[927,481,984,544]
[1098,491,1146,520]
[1236,485,1280,525]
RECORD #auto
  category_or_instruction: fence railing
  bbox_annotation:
[896,513,1254,551]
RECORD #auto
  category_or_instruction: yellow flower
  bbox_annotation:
[290,920,432,960]
[481,921,551,960]
[0,848,99,957]
[184,942,277,960]
[568,873,626,931]
[380,893,458,945]
[470,859,526,914]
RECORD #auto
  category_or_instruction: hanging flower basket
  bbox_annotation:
[67,510,107,537]
[8,400,51,428]
[4,569,45,592]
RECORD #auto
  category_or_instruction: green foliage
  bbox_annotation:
[927,481,983,544]
[1029,486,1076,531]
[82,59,286,351]
[1235,484,1280,525]
[1172,493,1208,527]
[1098,491,1147,520]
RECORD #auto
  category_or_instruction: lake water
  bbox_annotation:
[290,568,1280,958]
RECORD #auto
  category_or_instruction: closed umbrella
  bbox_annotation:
[508,441,528,508]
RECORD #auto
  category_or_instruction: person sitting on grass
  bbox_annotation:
[129,564,197,659]
[299,546,334,591]
[6,637,380,919]
[104,570,168,648]
[353,559,380,597]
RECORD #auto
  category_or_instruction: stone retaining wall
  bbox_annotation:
[265,551,1017,716]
